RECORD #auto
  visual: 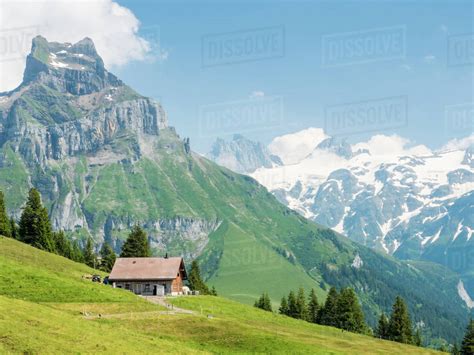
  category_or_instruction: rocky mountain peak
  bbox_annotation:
[22,36,121,95]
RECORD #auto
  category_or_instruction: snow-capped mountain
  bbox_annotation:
[209,128,474,293]
[207,134,282,174]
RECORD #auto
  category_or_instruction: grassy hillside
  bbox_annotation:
[0,129,469,343]
[0,237,442,354]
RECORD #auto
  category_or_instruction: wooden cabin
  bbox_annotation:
[108,257,187,296]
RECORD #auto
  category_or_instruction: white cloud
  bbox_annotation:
[353,134,432,157]
[250,91,265,98]
[0,0,156,92]
[423,54,436,63]
[401,64,412,71]
[441,134,474,152]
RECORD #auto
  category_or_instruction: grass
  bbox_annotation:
[0,236,443,354]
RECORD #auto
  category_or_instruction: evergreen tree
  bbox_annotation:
[452,343,460,355]
[308,289,319,323]
[319,287,339,327]
[99,242,116,272]
[19,188,55,252]
[188,260,210,294]
[461,319,474,355]
[279,296,289,316]
[375,312,389,339]
[254,292,272,312]
[296,287,308,320]
[72,240,84,263]
[0,191,11,237]
[83,238,97,268]
[335,288,366,333]
[10,216,18,239]
[388,296,413,344]
[52,230,73,259]
[120,225,151,257]
[413,328,422,347]
[287,290,298,318]
[210,286,218,296]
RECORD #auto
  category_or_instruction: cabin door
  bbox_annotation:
[153,285,157,296]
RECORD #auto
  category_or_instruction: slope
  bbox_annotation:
[0,237,441,354]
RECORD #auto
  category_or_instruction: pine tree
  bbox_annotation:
[19,188,55,252]
[83,238,97,268]
[308,289,319,323]
[10,217,18,240]
[99,242,116,272]
[452,343,460,355]
[254,293,272,312]
[210,286,218,296]
[72,240,84,263]
[287,290,298,318]
[120,225,151,257]
[279,296,289,315]
[0,191,11,237]
[388,296,413,344]
[461,319,474,355]
[296,287,308,320]
[188,260,210,294]
[375,312,389,339]
[319,287,339,327]
[413,328,422,347]
[52,230,73,259]
[336,288,366,333]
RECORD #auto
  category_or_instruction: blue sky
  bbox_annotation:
[113,0,473,153]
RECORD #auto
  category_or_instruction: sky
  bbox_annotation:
[1,0,473,153]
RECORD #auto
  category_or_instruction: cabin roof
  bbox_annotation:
[109,257,187,281]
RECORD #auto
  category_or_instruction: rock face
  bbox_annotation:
[207,134,281,174]
[0,36,216,254]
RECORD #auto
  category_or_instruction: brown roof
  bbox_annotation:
[109,257,186,281]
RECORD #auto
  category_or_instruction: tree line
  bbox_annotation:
[1,188,218,294]
[255,287,427,348]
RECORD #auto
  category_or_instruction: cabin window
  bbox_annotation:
[145,284,150,292]
[125,284,130,290]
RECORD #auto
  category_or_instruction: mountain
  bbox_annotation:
[209,130,474,299]
[0,37,469,343]
[0,237,438,354]
[207,134,282,174]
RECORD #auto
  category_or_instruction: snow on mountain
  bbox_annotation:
[208,128,474,292]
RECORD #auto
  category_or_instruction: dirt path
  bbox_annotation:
[83,296,195,320]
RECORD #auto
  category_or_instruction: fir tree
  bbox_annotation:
[413,328,422,347]
[279,296,289,316]
[296,287,308,320]
[388,296,413,344]
[99,242,116,272]
[0,191,11,237]
[210,286,218,296]
[83,238,97,268]
[375,312,389,339]
[319,287,339,327]
[52,230,73,259]
[188,260,210,294]
[10,216,18,240]
[336,288,366,333]
[254,292,272,312]
[120,225,151,257]
[287,290,298,318]
[308,289,319,323]
[19,188,55,252]
[461,319,474,355]
[72,240,84,263]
